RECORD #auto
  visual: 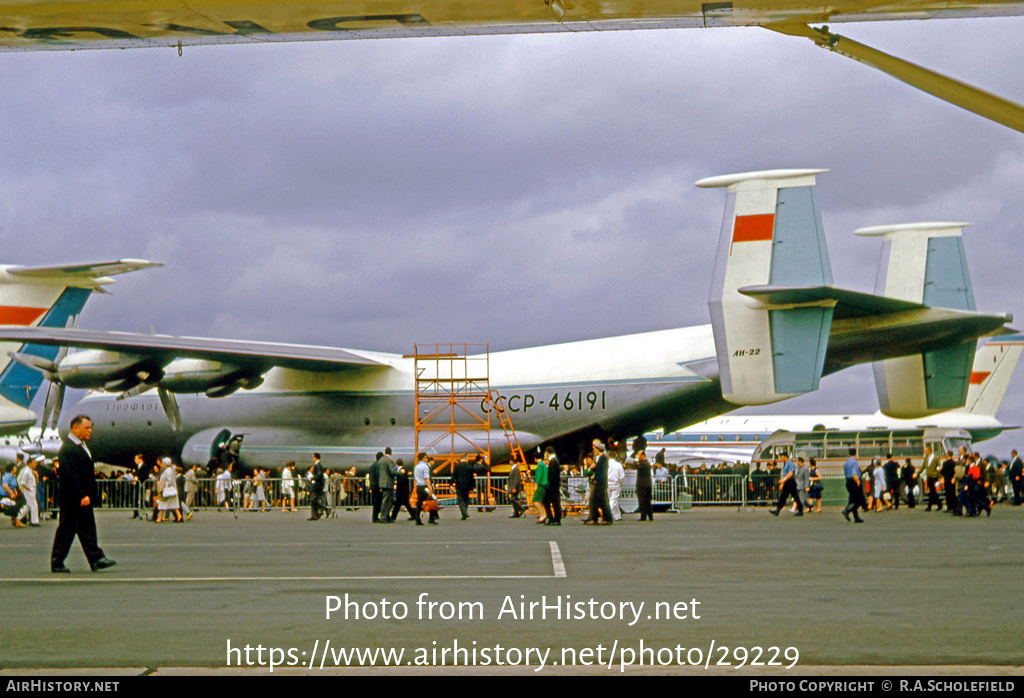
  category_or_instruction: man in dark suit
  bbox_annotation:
[1009,450,1023,506]
[507,460,524,518]
[941,451,958,514]
[377,448,396,523]
[51,415,116,573]
[369,452,383,522]
[883,453,900,509]
[635,449,653,521]
[308,453,329,520]
[453,457,476,520]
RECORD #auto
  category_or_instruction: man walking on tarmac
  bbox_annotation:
[842,448,866,523]
[769,452,804,517]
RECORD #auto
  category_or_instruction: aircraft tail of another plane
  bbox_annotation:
[0,260,161,424]
[701,169,834,406]
[857,223,979,418]
[962,334,1024,417]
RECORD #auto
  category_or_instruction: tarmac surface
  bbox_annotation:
[2,502,1022,675]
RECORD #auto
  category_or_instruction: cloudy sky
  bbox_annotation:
[2,16,1024,454]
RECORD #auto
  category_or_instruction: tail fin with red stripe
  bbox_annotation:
[701,169,833,406]
[963,334,1024,417]
[0,259,160,433]
[857,223,980,418]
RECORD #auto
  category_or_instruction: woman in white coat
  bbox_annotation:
[156,457,182,523]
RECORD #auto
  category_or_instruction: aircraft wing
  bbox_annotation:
[4,0,1022,133]
[0,326,390,372]
[4,0,1024,51]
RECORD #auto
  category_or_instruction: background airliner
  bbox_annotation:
[643,333,1024,464]
[0,169,1012,470]
[0,259,159,433]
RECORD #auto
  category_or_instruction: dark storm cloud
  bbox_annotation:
[1,16,1023,451]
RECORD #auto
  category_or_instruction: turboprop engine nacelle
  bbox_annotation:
[57,350,166,392]
[159,358,265,397]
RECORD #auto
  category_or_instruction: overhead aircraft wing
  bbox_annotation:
[4,0,1024,50]
[3,0,1022,133]
[0,326,390,372]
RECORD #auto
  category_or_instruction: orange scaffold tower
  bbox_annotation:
[413,343,529,474]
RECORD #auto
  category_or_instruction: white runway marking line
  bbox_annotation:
[3,574,559,583]
[549,541,566,578]
[2,569,561,581]
[4,541,569,583]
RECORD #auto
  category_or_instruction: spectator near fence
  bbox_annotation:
[635,449,653,522]
[308,453,329,521]
[391,460,416,521]
[279,461,297,511]
[543,447,562,526]
[184,465,198,510]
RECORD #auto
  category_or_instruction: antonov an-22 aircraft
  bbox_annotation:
[2,0,1023,134]
[0,169,1014,469]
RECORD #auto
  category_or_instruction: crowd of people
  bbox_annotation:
[1,455,44,527]
[766,445,1021,522]
[7,433,1024,533]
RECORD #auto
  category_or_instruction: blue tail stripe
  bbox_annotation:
[924,236,976,311]
[0,287,92,407]
[769,185,834,287]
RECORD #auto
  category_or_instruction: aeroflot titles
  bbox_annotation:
[105,400,160,413]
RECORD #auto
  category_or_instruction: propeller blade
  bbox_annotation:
[158,387,183,432]
[47,383,66,431]
[40,381,59,428]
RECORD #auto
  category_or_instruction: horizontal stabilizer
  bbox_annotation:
[738,285,924,318]
[4,259,162,290]
[702,169,833,405]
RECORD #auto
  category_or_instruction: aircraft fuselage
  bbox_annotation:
[71,324,730,469]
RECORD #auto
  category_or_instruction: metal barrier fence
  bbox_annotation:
[49,472,886,515]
